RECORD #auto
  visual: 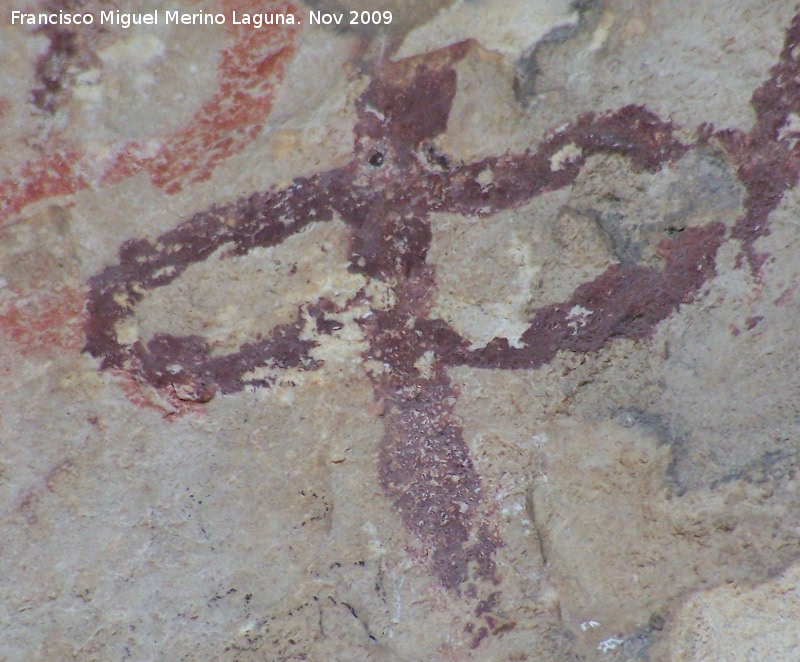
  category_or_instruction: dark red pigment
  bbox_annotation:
[33,28,79,113]
[31,0,110,114]
[709,12,800,273]
[85,14,800,645]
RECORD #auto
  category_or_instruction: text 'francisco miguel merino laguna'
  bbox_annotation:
[10,10,299,28]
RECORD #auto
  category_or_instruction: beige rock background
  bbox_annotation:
[2,0,800,660]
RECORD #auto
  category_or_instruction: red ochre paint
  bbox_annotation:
[0,0,299,218]
[0,285,86,355]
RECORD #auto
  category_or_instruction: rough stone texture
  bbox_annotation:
[4,1,800,660]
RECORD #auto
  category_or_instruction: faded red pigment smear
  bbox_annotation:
[0,286,86,355]
[84,14,800,645]
[0,150,87,218]
[0,0,298,218]
[106,0,301,194]
[112,369,209,418]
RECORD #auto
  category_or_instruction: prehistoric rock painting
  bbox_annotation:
[0,0,299,217]
[83,11,800,647]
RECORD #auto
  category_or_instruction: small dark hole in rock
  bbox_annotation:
[649,613,665,631]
